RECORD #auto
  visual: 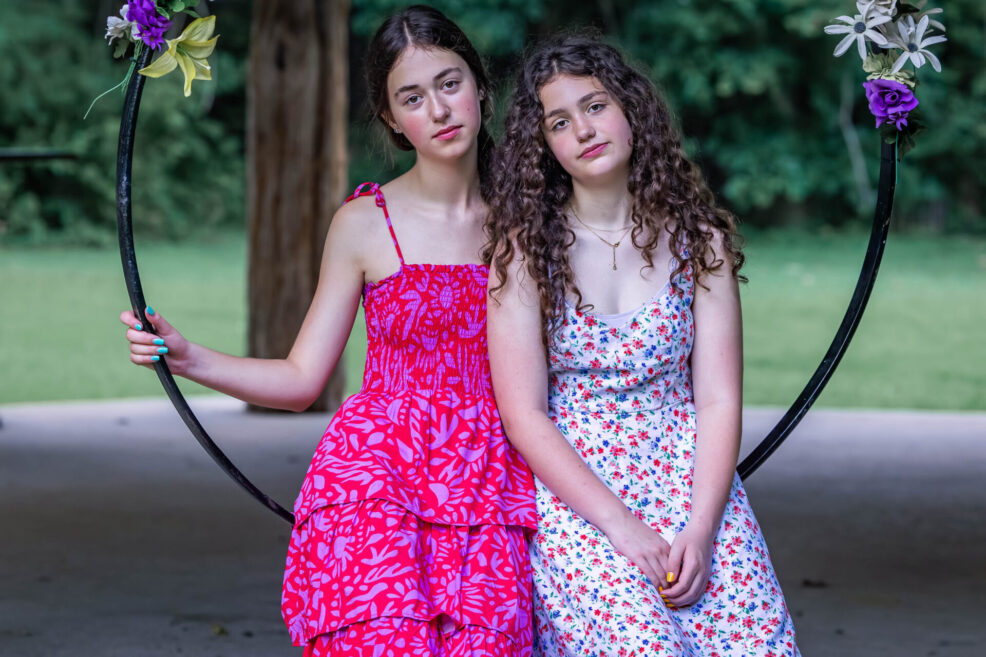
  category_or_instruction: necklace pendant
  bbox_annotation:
[612,248,618,270]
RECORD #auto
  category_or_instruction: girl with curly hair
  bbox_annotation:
[486,34,800,656]
[122,6,537,656]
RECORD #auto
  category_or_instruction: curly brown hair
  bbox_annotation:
[485,34,745,345]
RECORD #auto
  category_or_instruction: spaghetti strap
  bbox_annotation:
[345,182,405,266]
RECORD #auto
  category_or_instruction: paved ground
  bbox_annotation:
[0,397,983,657]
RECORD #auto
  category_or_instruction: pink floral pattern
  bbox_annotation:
[282,183,537,656]
[532,264,800,656]
[303,616,525,657]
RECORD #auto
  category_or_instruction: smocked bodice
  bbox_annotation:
[362,263,493,397]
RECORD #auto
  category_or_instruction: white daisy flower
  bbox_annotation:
[825,2,892,61]
[915,5,946,33]
[858,0,896,19]
[105,5,139,44]
[886,15,947,73]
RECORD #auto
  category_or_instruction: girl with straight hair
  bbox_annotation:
[122,6,536,655]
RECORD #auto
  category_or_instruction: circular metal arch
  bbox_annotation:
[115,46,294,524]
[739,141,897,479]
[115,46,898,520]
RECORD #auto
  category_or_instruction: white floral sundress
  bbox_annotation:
[532,260,800,657]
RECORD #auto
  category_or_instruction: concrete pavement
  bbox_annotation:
[0,397,983,656]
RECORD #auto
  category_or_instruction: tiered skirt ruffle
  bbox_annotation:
[282,390,536,655]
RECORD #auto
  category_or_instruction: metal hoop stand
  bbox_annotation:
[115,46,294,524]
[739,141,896,479]
[116,46,897,521]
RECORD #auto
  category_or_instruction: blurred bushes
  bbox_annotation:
[2,0,983,246]
[350,0,984,233]
[0,1,246,246]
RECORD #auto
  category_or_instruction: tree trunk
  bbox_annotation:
[246,0,350,412]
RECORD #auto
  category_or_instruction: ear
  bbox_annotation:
[381,110,400,133]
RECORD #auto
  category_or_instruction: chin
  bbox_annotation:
[573,155,631,183]
[427,133,477,161]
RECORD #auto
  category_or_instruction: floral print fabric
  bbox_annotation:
[282,183,537,656]
[533,264,800,656]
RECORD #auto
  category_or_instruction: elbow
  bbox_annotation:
[500,414,519,443]
[498,407,539,447]
[285,399,313,413]
[282,361,326,412]
[277,381,323,413]
[289,387,323,413]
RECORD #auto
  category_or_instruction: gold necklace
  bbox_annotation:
[569,208,632,270]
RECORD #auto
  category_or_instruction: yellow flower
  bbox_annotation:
[138,16,218,97]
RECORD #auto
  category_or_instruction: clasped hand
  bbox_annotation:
[607,515,714,609]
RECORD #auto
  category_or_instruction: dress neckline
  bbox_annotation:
[564,280,671,329]
[365,262,488,292]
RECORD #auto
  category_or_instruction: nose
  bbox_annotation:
[574,117,595,142]
[430,96,451,122]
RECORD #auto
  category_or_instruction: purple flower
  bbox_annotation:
[863,79,919,131]
[127,0,171,49]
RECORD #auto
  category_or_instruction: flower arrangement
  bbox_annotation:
[88,1,218,116]
[824,0,946,155]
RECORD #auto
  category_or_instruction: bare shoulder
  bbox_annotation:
[688,220,743,272]
[488,229,524,283]
[325,193,394,251]
[330,194,380,232]
[693,221,728,251]
[489,233,541,310]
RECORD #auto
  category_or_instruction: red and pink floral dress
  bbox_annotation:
[281,183,537,657]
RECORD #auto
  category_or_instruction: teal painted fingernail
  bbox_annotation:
[146,306,155,316]
[153,338,165,346]
[135,322,143,331]
[151,355,160,362]
[157,347,168,354]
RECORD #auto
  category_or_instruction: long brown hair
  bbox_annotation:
[365,5,494,194]
[485,34,745,344]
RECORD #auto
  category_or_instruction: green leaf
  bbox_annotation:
[879,123,899,144]
[182,8,201,19]
[112,39,130,59]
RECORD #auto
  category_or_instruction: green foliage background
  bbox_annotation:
[1,0,983,244]
[0,1,248,246]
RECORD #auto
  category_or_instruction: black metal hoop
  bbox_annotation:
[116,43,896,516]
[115,45,295,524]
[738,140,897,479]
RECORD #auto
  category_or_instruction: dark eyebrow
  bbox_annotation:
[394,67,463,97]
[543,91,608,121]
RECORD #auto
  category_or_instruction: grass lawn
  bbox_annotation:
[741,229,985,409]
[1,229,983,410]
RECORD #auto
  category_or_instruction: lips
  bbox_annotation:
[433,125,462,140]
[579,142,608,159]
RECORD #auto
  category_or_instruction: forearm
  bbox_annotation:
[180,342,325,412]
[504,409,637,536]
[688,400,741,534]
